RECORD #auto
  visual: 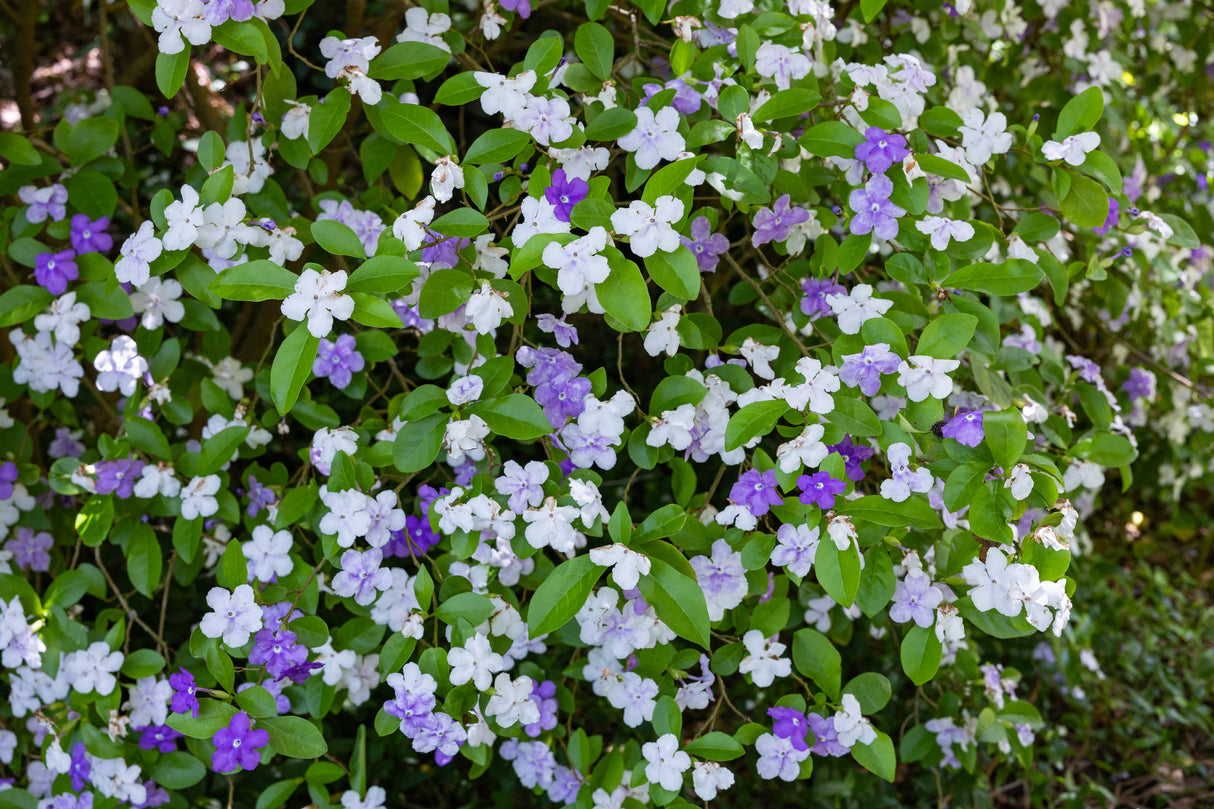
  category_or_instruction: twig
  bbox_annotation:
[94,546,170,658]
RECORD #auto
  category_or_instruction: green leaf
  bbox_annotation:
[1158,213,1200,249]
[1013,212,1060,242]
[419,267,475,318]
[1079,432,1137,467]
[235,685,280,718]
[308,87,351,155]
[860,0,888,21]
[167,699,238,739]
[149,753,206,789]
[257,716,328,759]
[155,50,191,98]
[645,247,699,300]
[638,555,711,649]
[635,507,686,544]
[792,628,841,699]
[0,286,52,328]
[585,108,639,141]
[213,20,269,63]
[379,101,455,156]
[432,208,489,237]
[753,88,822,123]
[916,153,972,183]
[77,281,136,320]
[799,121,865,158]
[370,42,450,80]
[916,313,978,358]
[826,396,882,437]
[575,22,614,81]
[815,537,861,607]
[270,325,320,415]
[210,260,298,301]
[0,132,41,166]
[350,292,405,328]
[844,495,944,530]
[724,400,789,451]
[968,483,1013,544]
[527,555,603,637]
[682,731,744,761]
[312,220,365,258]
[255,780,302,809]
[649,375,707,413]
[944,259,1043,296]
[434,73,484,106]
[65,117,119,165]
[126,525,162,599]
[859,97,902,130]
[983,409,1027,469]
[597,255,651,332]
[852,731,896,782]
[347,255,420,294]
[435,592,495,626]
[1055,86,1104,139]
[918,106,962,137]
[844,672,892,713]
[523,34,565,74]
[68,170,118,219]
[837,232,871,274]
[393,412,447,473]
[900,625,942,686]
[76,495,114,547]
[1060,174,1108,229]
[466,394,550,440]
[197,424,249,475]
[958,600,1037,638]
[463,129,532,165]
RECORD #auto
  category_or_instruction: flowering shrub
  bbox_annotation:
[0,0,1210,807]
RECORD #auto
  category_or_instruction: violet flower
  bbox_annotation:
[848,174,906,240]
[942,410,984,447]
[768,707,810,751]
[753,194,810,247]
[854,126,910,174]
[312,334,365,389]
[34,250,79,296]
[680,216,730,273]
[70,214,113,254]
[797,471,846,510]
[729,469,784,516]
[543,169,589,222]
[211,712,269,773]
[838,343,901,396]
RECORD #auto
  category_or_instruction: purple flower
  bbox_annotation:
[1093,198,1120,236]
[211,712,269,773]
[19,183,68,223]
[332,548,393,605]
[136,724,184,753]
[94,458,146,499]
[543,169,589,222]
[854,127,910,174]
[0,462,17,499]
[838,343,901,396]
[797,471,846,510]
[313,334,365,389]
[1121,367,1155,402]
[889,574,943,627]
[524,679,559,737]
[203,0,254,25]
[729,469,784,516]
[169,669,200,717]
[420,230,471,269]
[249,628,308,678]
[807,712,849,757]
[800,277,845,319]
[6,528,53,572]
[752,194,810,247]
[277,660,324,685]
[942,410,984,447]
[70,214,113,254]
[768,707,811,751]
[534,373,590,428]
[642,78,703,115]
[848,174,906,240]
[829,436,876,481]
[536,313,579,346]
[680,216,730,273]
[246,475,276,518]
[136,781,170,809]
[34,249,79,296]
[500,0,531,17]
[69,742,92,790]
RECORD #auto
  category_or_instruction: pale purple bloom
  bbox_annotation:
[543,169,588,221]
[136,724,183,753]
[94,458,146,499]
[848,174,906,240]
[19,184,67,223]
[642,78,703,115]
[499,0,531,17]
[249,628,308,678]
[332,548,393,606]
[1121,367,1155,402]
[854,127,910,174]
[211,712,268,773]
[839,342,901,395]
[889,573,943,627]
[729,468,783,516]
[807,712,848,757]
[797,471,845,509]
[830,435,876,481]
[753,194,810,247]
[68,742,91,790]
[245,475,275,518]
[536,313,579,346]
[801,277,845,319]
[203,0,254,25]
[768,707,810,751]
[680,216,730,272]
[0,462,16,499]
[420,229,471,269]
[313,334,365,389]
[6,528,53,572]
[1093,197,1119,236]
[34,250,78,296]
[70,214,113,254]
[942,410,984,446]
[524,679,559,737]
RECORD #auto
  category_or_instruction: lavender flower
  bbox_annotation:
[854,127,910,174]
[211,712,269,773]
[94,458,146,499]
[245,475,276,518]
[499,0,531,17]
[249,628,308,678]
[6,528,53,572]
[889,573,943,627]
[1121,367,1155,402]
[313,334,366,389]
[524,679,559,737]
[70,214,114,254]
[34,250,79,296]
[536,313,579,346]
[797,471,846,510]
[681,216,730,273]
[136,725,184,753]
[0,462,16,499]
[768,707,810,751]
[807,712,849,756]
[1093,197,1120,236]
[543,169,589,222]
[169,670,200,717]
[848,174,906,240]
[18,184,68,223]
[839,343,901,396]
[800,277,845,319]
[942,410,984,447]
[729,469,784,516]
[829,436,876,481]
[753,194,810,248]
[68,742,91,790]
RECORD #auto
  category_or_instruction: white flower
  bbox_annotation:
[826,514,858,552]
[617,107,686,170]
[485,673,540,728]
[195,198,258,260]
[776,423,828,474]
[244,524,294,583]
[755,42,811,90]
[62,641,123,696]
[825,284,893,334]
[319,488,372,548]
[447,633,503,691]
[444,415,490,464]
[643,305,682,358]
[281,100,311,140]
[544,227,612,298]
[611,196,684,258]
[180,474,221,520]
[739,338,780,380]
[897,355,960,402]
[199,584,263,648]
[396,7,452,52]
[133,463,181,499]
[786,357,840,414]
[429,156,464,203]
[915,216,975,251]
[114,221,163,287]
[152,0,211,55]
[393,196,436,250]
[642,734,690,792]
[281,268,356,338]
[1005,464,1034,500]
[130,277,185,329]
[208,356,254,399]
[522,497,581,554]
[473,70,536,120]
[880,442,934,503]
[319,35,381,79]
[832,693,877,748]
[33,291,90,346]
[957,109,1013,165]
[692,762,735,801]
[738,630,792,687]
[343,66,383,105]
[1041,132,1101,166]
[464,281,513,334]
[589,544,652,590]
[94,336,147,397]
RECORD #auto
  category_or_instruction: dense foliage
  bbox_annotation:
[0,0,1212,808]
